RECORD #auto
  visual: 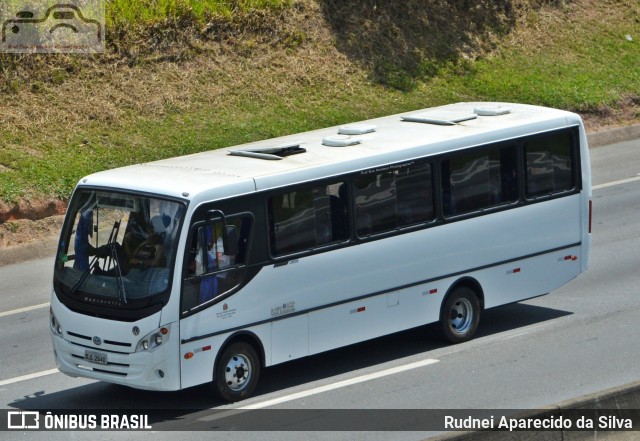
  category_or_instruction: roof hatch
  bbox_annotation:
[337,124,377,135]
[401,110,477,125]
[322,124,376,147]
[474,105,512,116]
[228,142,306,160]
[322,135,363,147]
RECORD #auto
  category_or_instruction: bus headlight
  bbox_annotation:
[136,325,170,352]
[50,308,63,337]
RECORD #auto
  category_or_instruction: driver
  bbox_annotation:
[90,215,167,276]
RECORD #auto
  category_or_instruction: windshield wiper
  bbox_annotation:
[109,241,128,304]
[69,255,97,296]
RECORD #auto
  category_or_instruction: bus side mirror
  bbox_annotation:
[223,226,239,256]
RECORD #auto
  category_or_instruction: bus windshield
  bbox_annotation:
[54,190,185,312]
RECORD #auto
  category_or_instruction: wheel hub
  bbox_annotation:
[449,298,473,334]
[225,354,251,391]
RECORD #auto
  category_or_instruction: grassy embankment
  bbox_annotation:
[0,0,638,207]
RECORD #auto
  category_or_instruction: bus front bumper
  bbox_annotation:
[51,332,181,391]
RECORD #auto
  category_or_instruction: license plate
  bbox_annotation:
[84,350,108,365]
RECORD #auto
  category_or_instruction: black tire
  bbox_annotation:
[439,286,481,344]
[215,341,260,402]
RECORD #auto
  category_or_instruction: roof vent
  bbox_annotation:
[474,105,512,116]
[228,142,306,160]
[401,110,477,125]
[338,124,377,135]
[322,135,363,147]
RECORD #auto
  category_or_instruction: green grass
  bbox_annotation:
[106,0,291,26]
[0,77,407,202]
[0,0,638,205]
[438,18,640,111]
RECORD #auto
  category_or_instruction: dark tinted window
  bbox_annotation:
[269,181,349,255]
[355,162,434,236]
[182,215,253,312]
[442,144,518,216]
[525,132,575,198]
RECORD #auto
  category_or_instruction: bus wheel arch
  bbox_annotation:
[213,331,264,402]
[439,278,483,344]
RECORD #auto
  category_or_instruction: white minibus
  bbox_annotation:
[51,102,591,401]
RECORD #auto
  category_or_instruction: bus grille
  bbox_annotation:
[66,330,133,351]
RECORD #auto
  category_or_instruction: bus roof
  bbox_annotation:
[78,102,582,204]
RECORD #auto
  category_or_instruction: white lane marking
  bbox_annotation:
[238,358,439,411]
[0,302,50,318]
[0,368,59,387]
[593,176,640,190]
[501,322,552,340]
[198,358,440,422]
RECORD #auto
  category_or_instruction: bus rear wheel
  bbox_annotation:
[215,341,260,402]
[439,286,480,344]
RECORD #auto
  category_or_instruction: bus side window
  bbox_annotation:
[395,163,434,225]
[525,132,575,198]
[442,144,517,216]
[270,190,316,254]
[182,216,251,312]
[355,162,434,236]
[354,172,396,235]
[329,183,349,241]
[269,181,349,256]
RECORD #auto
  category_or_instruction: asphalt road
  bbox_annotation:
[0,137,639,440]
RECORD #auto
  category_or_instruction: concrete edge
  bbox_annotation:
[0,238,59,267]
[587,123,640,148]
[429,380,640,440]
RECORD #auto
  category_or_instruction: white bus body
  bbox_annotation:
[50,102,591,401]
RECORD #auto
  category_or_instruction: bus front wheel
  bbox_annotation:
[439,287,480,344]
[215,341,260,402]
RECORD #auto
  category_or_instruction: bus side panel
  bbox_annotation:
[470,197,584,308]
[179,332,225,389]
[177,190,585,378]
[307,285,443,355]
[308,295,387,355]
[250,193,582,363]
[271,314,309,365]
[477,244,583,309]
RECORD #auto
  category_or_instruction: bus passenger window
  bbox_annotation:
[442,144,517,216]
[355,162,434,236]
[395,163,434,225]
[269,181,349,256]
[525,132,575,198]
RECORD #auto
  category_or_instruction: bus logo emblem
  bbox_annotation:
[132,326,140,336]
[92,336,102,345]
